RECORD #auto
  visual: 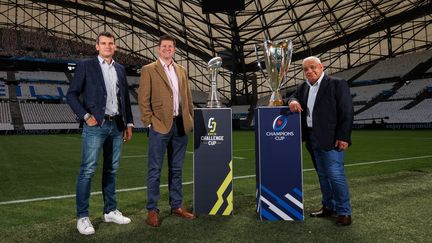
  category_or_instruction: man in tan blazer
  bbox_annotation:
[138,35,195,227]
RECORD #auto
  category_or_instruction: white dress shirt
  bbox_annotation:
[98,55,119,116]
[306,72,325,128]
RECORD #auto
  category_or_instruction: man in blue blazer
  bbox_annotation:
[289,56,353,226]
[67,32,134,235]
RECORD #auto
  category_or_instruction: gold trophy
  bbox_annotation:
[254,39,293,106]
[207,56,223,108]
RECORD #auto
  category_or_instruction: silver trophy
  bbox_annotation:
[255,39,293,106]
[206,56,223,108]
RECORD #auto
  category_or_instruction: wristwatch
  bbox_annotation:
[83,113,91,121]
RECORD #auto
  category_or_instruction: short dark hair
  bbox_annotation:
[158,34,176,47]
[96,32,115,44]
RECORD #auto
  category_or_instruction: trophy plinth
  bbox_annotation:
[207,57,224,108]
[255,39,293,107]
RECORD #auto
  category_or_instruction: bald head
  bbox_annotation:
[302,56,324,84]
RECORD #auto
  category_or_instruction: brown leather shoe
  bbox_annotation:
[171,207,196,219]
[146,210,161,227]
[310,207,336,218]
[336,215,352,226]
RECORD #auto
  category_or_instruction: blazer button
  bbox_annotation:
[102,107,105,110]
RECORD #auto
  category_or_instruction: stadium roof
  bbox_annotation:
[0,0,431,103]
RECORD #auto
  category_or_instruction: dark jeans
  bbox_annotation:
[146,118,188,211]
[307,132,352,215]
[76,121,123,218]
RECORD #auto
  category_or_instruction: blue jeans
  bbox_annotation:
[307,133,352,215]
[146,118,188,211]
[76,121,123,218]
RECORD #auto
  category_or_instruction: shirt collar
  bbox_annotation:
[98,55,115,65]
[306,72,324,87]
[159,57,175,69]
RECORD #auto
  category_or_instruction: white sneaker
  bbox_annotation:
[103,209,131,224]
[77,217,95,235]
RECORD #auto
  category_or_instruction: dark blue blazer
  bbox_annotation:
[290,74,353,150]
[66,57,133,128]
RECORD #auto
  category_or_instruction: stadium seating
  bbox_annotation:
[15,71,69,83]
[127,76,140,85]
[350,82,395,103]
[0,101,14,130]
[231,105,250,119]
[355,49,432,81]
[389,78,432,100]
[332,64,369,81]
[19,102,76,123]
[0,81,9,99]
[131,105,144,128]
[16,83,67,100]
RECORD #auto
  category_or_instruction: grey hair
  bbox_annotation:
[303,56,321,65]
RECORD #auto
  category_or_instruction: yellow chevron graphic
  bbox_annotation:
[209,160,233,215]
[222,190,233,215]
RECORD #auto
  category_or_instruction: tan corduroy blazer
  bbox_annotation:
[138,59,194,135]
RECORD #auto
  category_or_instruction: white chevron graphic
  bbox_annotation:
[260,196,293,220]
[284,193,303,209]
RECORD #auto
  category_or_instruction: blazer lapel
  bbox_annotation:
[93,58,107,94]
[314,74,329,105]
[114,63,124,95]
[302,82,309,103]
[155,59,172,90]
[174,64,184,95]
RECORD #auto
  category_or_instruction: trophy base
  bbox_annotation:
[207,101,223,108]
[268,100,284,106]
[268,91,284,106]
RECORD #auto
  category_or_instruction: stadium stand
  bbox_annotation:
[127,76,140,85]
[354,105,364,112]
[0,81,9,99]
[131,105,144,128]
[231,105,250,119]
[15,71,69,83]
[191,90,208,105]
[355,98,432,124]
[0,101,14,130]
[389,78,432,100]
[332,64,370,81]
[350,82,395,103]
[15,83,67,100]
[0,71,7,79]
[355,49,432,81]
[19,103,76,123]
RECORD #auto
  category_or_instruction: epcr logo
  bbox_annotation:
[272,115,288,131]
[208,117,217,132]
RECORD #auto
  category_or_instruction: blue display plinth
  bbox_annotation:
[255,107,304,221]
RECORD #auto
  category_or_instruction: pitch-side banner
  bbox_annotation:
[255,107,304,221]
[193,108,233,215]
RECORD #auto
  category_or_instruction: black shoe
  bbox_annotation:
[309,207,336,218]
[336,215,352,226]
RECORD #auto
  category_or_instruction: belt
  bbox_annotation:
[104,115,120,121]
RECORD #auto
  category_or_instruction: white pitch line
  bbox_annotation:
[124,153,245,159]
[0,155,431,206]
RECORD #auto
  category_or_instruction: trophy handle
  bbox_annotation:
[285,40,293,77]
[254,44,266,79]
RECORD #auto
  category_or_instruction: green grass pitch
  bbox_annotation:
[0,130,431,242]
